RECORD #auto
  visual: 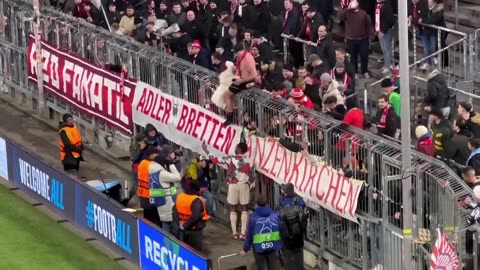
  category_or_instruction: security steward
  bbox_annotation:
[137,147,162,226]
[173,181,210,251]
[59,113,84,174]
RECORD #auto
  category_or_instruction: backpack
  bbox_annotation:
[278,197,307,238]
[253,213,282,253]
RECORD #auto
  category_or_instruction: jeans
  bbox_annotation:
[282,248,304,270]
[420,31,437,64]
[379,28,394,69]
[253,250,281,270]
[347,37,369,74]
[201,190,215,216]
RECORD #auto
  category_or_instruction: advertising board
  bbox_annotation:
[137,220,210,270]
[10,144,76,220]
[0,137,8,181]
[75,184,139,264]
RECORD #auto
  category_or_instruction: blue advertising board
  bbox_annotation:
[0,137,9,181]
[10,143,75,220]
[138,220,209,270]
[75,184,139,264]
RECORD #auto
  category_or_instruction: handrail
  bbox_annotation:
[280,33,317,47]
[422,23,467,37]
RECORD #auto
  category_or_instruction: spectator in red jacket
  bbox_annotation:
[288,88,314,111]
[415,125,436,157]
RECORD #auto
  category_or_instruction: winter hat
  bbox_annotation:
[290,88,305,100]
[320,73,332,82]
[191,40,201,49]
[415,125,429,139]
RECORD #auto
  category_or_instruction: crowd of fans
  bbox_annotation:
[42,0,480,267]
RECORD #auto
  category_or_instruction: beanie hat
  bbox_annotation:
[290,88,305,100]
[320,73,332,82]
[415,125,429,139]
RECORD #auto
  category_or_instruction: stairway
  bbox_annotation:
[445,0,480,33]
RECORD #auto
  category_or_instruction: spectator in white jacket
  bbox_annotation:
[150,147,182,233]
[320,73,344,109]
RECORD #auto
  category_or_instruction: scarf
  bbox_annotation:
[375,1,384,32]
[120,65,126,102]
[341,0,349,9]
[230,2,237,14]
[330,69,350,90]
[467,148,480,166]
[282,9,290,29]
[306,18,312,39]
[238,4,245,17]
[378,104,391,129]
[235,50,248,76]
[193,54,198,65]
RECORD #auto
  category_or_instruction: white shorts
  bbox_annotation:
[227,182,250,206]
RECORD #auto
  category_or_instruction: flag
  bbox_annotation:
[430,229,459,270]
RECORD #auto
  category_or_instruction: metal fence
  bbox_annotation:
[0,0,478,269]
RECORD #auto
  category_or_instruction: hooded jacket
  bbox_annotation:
[243,206,283,253]
[416,133,436,157]
[445,129,471,165]
[322,80,345,105]
[145,124,169,148]
[149,162,181,222]
[425,69,450,109]
[430,118,453,158]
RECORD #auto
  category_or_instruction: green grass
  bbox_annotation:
[0,184,123,270]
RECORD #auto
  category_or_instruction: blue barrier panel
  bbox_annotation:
[9,140,76,220]
[0,137,8,181]
[137,220,210,270]
[75,183,140,264]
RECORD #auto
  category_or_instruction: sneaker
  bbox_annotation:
[363,72,370,79]
[433,57,439,65]
[381,67,390,74]
[377,57,384,63]
[419,63,429,70]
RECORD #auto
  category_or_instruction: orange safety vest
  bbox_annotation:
[59,126,82,161]
[137,160,151,199]
[176,193,210,228]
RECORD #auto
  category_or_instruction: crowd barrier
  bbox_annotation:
[0,0,479,269]
[0,136,211,270]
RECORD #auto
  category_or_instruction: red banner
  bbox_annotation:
[27,36,135,134]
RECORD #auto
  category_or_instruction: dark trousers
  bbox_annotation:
[143,206,161,227]
[289,40,304,68]
[184,230,203,251]
[63,159,80,172]
[283,247,304,270]
[347,38,369,74]
[253,250,281,270]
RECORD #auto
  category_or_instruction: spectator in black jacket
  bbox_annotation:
[253,0,271,36]
[189,40,211,69]
[252,32,273,62]
[424,68,450,117]
[233,0,257,31]
[335,47,356,78]
[183,11,207,46]
[315,25,336,69]
[467,138,480,174]
[105,2,122,27]
[375,0,396,74]
[282,0,303,67]
[408,0,429,69]
[445,118,472,165]
[458,102,480,138]
[297,7,324,42]
[169,31,193,61]
[211,52,227,73]
[311,0,333,30]
[374,94,398,138]
[167,2,187,27]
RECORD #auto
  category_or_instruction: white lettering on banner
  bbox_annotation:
[93,204,117,243]
[132,82,240,156]
[18,159,51,201]
[27,36,134,134]
[144,236,200,270]
[130,82,363,221]
[246,136,363,221]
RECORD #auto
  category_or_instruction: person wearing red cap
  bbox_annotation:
[188,40,211,69]
[288,88,314,111]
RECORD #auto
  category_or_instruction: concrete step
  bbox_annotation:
[461,0,480,6]
[445,9,480,29]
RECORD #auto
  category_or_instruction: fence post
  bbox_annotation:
[283,36,288,64]
[464,37,469,80]
[33,0,45,112]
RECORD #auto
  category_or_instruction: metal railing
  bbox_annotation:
[0,0,477,269]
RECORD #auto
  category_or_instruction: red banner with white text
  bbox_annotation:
[132,82,363,222]
[27,35,135,134]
